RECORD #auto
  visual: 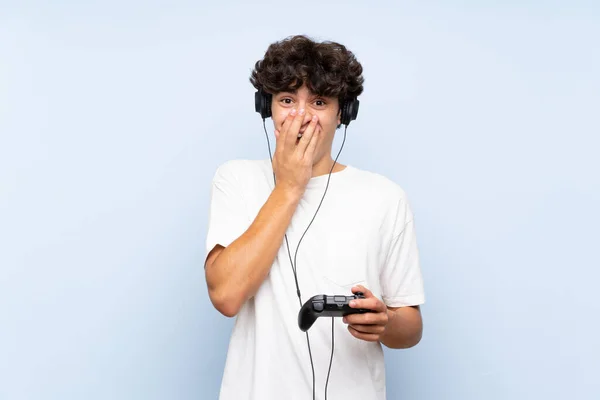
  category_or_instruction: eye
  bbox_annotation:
[315,99,326,106]
[280,98,293,104]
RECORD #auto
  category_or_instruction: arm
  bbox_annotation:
[205,108,321,317]
[205,185,302,317]
[379,305,423,349]
[377,198,425,348]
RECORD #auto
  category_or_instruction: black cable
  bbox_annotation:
[325,317,335,400]
[263,119,348,400]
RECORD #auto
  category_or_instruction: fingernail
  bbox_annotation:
[299,108,305,115]
[312,115,318,121]
[349,301,356,307]
[342,317,347,323]
[290,108,297,116]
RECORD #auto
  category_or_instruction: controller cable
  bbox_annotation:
[263,119,347,400]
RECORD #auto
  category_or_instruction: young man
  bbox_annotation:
[204,35,425,400]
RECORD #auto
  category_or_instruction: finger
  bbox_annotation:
[346,324,386,335]
[349,297,384,312]
[351,286,386,312]
[352,285,373,298]
[279,109,297,150]
[273,130,283,156]
[348,326,380,342]
[296,114,319,154]
[343,311,387,326]
[281,109,296,132]
[285,108,305,148]
[303,125,320,161]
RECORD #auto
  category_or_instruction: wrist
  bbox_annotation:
[382,309,395,334]
[274,184,304,203]
[379,309,398,344]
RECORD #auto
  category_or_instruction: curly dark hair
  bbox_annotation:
[249,35,364,103]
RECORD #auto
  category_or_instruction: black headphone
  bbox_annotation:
[255,89,359,125]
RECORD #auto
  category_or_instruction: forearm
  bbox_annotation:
[206,185,301,316]
[379,306,423,349]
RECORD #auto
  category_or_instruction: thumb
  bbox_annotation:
[353,285,372,297]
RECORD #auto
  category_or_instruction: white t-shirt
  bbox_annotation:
[205,158,425,400]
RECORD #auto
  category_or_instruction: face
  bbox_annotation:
[271,84,340,163]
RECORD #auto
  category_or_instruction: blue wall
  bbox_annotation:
[1,1,598,399]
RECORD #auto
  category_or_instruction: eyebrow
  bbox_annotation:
[278,89,325,97]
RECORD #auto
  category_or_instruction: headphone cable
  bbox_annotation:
[263,119,347,400]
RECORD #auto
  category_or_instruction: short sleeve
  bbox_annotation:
[205,162,251,256]
[380,197,425,308]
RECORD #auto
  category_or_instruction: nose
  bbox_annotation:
[299,107,313,131]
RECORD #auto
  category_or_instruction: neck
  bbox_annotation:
[311,156,346,178]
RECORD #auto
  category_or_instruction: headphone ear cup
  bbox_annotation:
[265,93,272,118]
[255,90,272,119]
[255,91,262,115]
[341,98,359,125]
[340,100,349,125]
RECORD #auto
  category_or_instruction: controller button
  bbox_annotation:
[314,302,324,312]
